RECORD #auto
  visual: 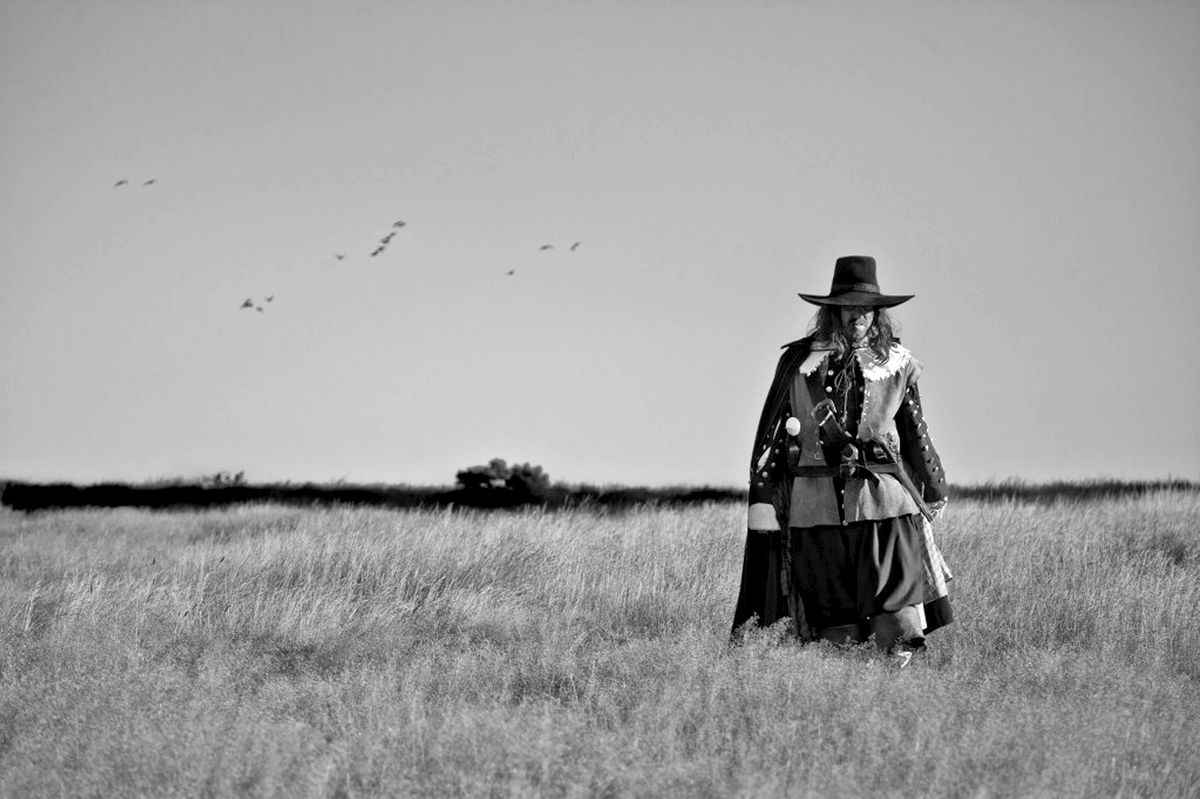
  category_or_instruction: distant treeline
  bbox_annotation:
[0,480,744,513]
[1,477,1196,513]
[947,478,1198,505]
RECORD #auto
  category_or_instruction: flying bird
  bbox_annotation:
[392,220,406,228]
[265,295,274,303]
[506,269,516,276]
[334,253,346,261]
[239,299,254,309]
[114,180,128,188]
[380,232,396,244]
[370,246,384,257]
[255,306,264,313]
[570,241,582,251]
[142,179,157,186]
[539,244,554,251]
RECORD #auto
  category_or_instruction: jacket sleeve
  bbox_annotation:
[895,380,949,504]
[749,401,790,504]
[746,345,806,530]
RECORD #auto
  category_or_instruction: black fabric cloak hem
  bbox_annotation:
[730,527,954,641]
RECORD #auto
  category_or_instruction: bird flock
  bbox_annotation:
[239,295,274,313]
[367,220,405,258]
[512,240,582,276]
[112,178,585,312]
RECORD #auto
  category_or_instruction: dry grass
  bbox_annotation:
[1,493,1198,797]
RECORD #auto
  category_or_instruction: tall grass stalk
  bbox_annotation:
[1,494,1198,797]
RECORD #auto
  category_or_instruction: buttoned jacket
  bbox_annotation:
[732,336,954,638]
[747,338,948,531]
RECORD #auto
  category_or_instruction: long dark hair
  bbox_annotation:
[807,305,899,363]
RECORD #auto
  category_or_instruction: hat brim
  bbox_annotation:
[798,291,913,308]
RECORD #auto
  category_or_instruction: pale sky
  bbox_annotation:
[2,1,1198,488]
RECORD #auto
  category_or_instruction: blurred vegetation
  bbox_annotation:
[1,469,1196,513]
[455,458,552,503]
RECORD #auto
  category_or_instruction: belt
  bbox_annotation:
[791,461,898,480]
[789,460,933,522]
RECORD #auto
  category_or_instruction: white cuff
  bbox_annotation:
[748,503,780,531]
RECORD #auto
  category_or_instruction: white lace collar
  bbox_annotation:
[798,342,912,381]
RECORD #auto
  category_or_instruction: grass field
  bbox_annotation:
[2,492,1198,798]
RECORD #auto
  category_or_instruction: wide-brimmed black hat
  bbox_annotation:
[797,255,913,308]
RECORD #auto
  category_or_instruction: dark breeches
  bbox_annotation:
[791,514,927,647]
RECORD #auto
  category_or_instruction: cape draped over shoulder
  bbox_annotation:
[730,338,814,635]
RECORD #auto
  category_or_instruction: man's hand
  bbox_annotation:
[928,498,948,520]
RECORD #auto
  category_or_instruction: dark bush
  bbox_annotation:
[507,462,551,499]
[455,458,512,491]
[453,458,551,504]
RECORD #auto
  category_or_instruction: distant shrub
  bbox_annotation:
[454,458,551,504]
[202,471,246,488]
[507,462,551,499]
[455,458,512,492]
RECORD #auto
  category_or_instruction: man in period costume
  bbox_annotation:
[731,255,953,664]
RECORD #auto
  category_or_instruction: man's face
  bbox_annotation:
[838,305,875,341]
